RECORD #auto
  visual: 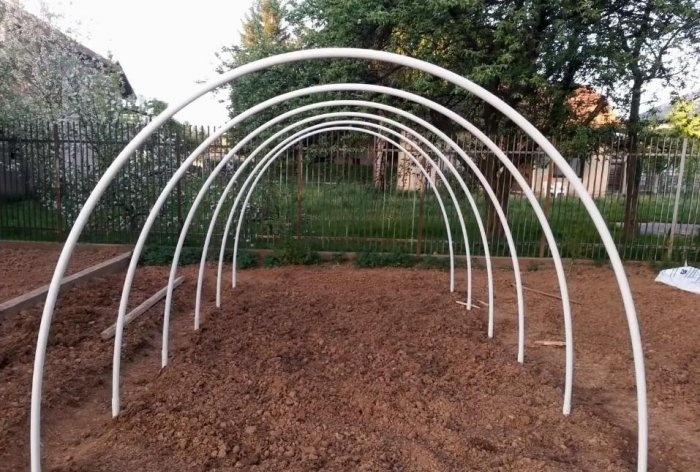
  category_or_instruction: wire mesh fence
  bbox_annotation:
[1,118,698,262]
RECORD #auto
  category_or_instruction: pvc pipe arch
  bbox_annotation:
[232,83,573,413]
[126,86,554,443]
[148,86,547,374]
[159,97,530,378]
[228,125,463,307]
[222,120,471,307]
[29,48,647,472]
[124,87,554,424]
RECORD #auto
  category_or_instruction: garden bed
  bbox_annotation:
[0,253,697,471]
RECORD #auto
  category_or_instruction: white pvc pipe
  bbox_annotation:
[30,48,646,472]
[175,109,513,383]
[223,118,470,295]
[223,121,467,294]
[125,87,530,416]
[178,101,513,364]
[220,126,455,293]
[187,106,496,325]
[229,126,459,301]
[165,95,522,371]
[132,86,533,419]
[221,83,560,408]
[109,93,504,418]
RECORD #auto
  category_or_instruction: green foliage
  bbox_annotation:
[417,255,451,270]
[139,246,258,268]
[262,251,284,267]
[236,250,259,269]
[648,258,677,271]
[262,239,321,267]
[355,251,417,268]
[139,245,203,266]
[592,256,610,268]
[355,252,453,269]
[0,2,136,123]
[526,261,541,272]
[331,252,346,264]
[591,1,700,124]
[669,99,700,138]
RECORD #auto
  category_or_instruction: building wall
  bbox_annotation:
[529,153,611,198]
[396,147,438,191]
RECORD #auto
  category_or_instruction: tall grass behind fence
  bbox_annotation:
[1,118,698,262]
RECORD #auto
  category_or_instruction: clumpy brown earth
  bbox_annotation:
[0,248,698,471]
[0,243,129,301]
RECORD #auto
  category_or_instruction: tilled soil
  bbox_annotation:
[0,256,698,471]
[0,243,129,301]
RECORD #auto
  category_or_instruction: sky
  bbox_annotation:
[18,0,255,125]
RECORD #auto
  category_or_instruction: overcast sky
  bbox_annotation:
[19,0,254,124]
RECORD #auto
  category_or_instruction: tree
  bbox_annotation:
[217,0,295,126]
[591,0,700,239]
[288,0,601,234]
[0,1,134,125]
[221,0,700,241]
[669,99,700,138]
[240,0,288,48]
[0,2,184,237]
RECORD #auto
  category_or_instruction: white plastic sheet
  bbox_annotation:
[655,265,700,294]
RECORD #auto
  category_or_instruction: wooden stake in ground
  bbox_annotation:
[101,276,185,340]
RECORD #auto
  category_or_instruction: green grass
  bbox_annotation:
[238,181,699,261]
[2,171,698,262]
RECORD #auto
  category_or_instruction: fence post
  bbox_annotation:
[539,160,554,258]
[416,177,426,256]
[296,143,303,244]
[175,128,183,232]
[52,122,63,238]
[667,137,688,260]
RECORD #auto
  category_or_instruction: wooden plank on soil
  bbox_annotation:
[0,252,132,319]
[100,276,185,340]
[513,283,582,305]
[534,340,566,347]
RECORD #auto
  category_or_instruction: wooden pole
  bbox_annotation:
[101,276,185,340]
[0,252,132,319]
[513,283,582,305]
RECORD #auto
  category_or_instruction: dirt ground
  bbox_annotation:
[0,247,698,471]
[0,243,129,301]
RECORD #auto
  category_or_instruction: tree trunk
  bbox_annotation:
[478,102,511,240]
[623,74,644,242]
[372,136,387,190]
[481,152,512,239]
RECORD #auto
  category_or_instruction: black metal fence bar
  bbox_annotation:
[0,118,698,262]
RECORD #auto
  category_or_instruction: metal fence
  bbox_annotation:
[1,118,698,262]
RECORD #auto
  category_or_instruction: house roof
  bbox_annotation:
[0,0,134,97]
